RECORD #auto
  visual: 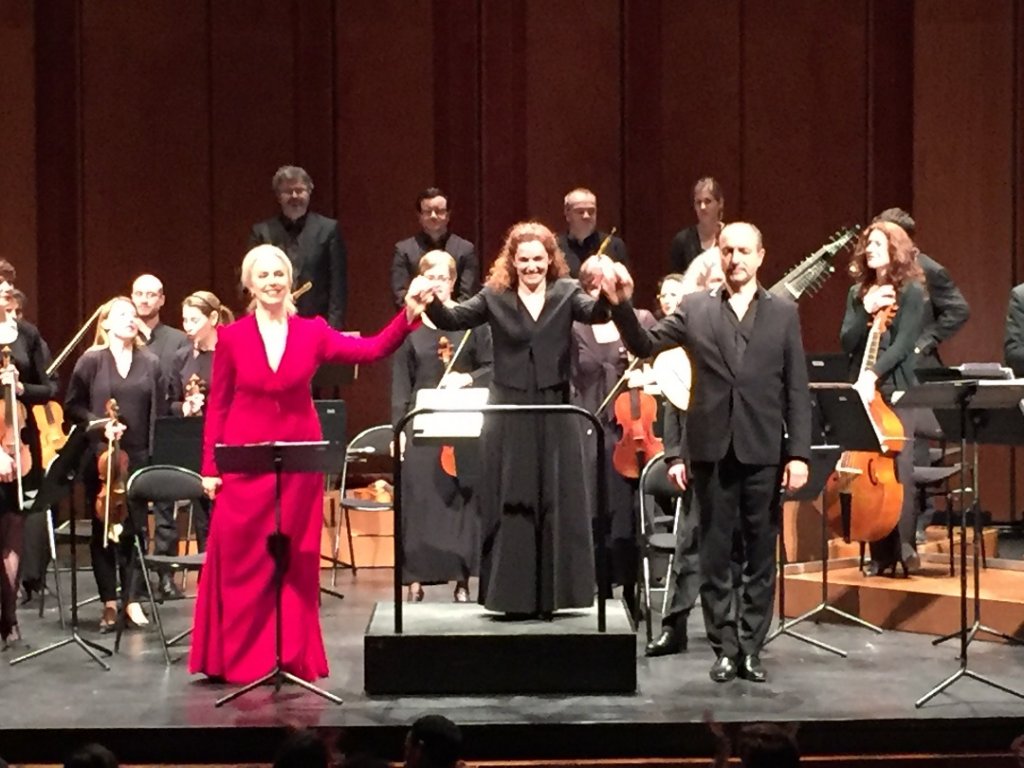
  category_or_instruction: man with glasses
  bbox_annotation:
[249,165,348,328]
[391,187,479,308]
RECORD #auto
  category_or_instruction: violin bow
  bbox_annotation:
[595,355,642,415]
[441,329,473,379]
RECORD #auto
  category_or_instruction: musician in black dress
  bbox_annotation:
[425,221,612,616]
[571,267,656,615]
[65,297,168,631]
[841,221,926,576]
[0,264,56,650]
[166,291,233,552]
[393,251,492,603]
[668,177,725,274]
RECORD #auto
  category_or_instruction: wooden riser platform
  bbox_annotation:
[783,556,1024,639]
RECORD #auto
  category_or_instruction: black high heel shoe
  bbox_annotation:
[453,583,469,603]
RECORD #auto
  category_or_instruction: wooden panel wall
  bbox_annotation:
[8,0,1023,516]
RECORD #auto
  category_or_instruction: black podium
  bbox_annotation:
[11,419,112,669]
[766,382,884,658]
[212,440,345,707]
[898,379,1024,707]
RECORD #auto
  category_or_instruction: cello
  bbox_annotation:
[822,304,905,544]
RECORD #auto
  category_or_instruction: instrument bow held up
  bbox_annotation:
[823,303,905,544]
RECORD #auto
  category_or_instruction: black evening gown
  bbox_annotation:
[392,325,492,585]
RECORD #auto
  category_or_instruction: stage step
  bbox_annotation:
[364,600,637,695]
[783,555,1024,639]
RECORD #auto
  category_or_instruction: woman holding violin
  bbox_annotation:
[840,220,926,577]
[0,262,57,651]
[392,250,492,603]
[571,265,656,614]
[424,221,613,617]
[65,296,167,631]
[169,291,234,418]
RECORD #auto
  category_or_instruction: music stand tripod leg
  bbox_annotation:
[215,448,342,707]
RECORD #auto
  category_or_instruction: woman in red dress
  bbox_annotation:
[190,244,432,684]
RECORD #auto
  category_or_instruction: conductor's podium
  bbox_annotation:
[364,600,637,695]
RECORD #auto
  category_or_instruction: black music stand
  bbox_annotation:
[11,420,113,669]
[766,383,886,657]
[900,379,1024,707]
[152,416,203,473]
[212,440,344,707]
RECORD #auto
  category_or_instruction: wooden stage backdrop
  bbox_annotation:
[0,0,1021,519]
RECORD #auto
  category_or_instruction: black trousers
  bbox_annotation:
[660,487,700,629]
[86,450,149,603]
[693,447,781,659]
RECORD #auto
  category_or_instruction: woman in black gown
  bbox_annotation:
[392,250,492,603]
[65,296,168,631]
[0,264,56,651]
[840,221,926,576]
[426,221,611,616]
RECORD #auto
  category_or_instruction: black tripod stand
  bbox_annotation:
[11,420,113,669]
[766,383,886,657]
[903,378,1024,707]
[213,440,344,707]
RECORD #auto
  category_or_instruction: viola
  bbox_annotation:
[95,399,130,547]
[611,387,663,480]
[436,336,458,477]
[0,345,33,509]
[823,303,905,543]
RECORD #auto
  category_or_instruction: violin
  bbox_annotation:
[183,373,207,417]
[436,336,458,477]
[95,399,130,547]
[611,386,663,480]
[822,304,905,544]
[0,345,33,508]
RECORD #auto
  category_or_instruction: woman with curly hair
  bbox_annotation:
[425,221,611,616]
[840,220,926,576]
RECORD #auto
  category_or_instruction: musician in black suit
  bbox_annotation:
[1005,283,1024,376]
[391,187,480,308]
[248,165,348,328]
[556,188,628,278]
[600,222,812,684]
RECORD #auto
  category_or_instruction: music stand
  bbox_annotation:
[152,416,203,473]
[766,383,886,657]
[212,440,344,707]
[11,419,113,669]
[899,379,1024,706]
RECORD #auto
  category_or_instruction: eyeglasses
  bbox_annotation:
[420,208,449,217]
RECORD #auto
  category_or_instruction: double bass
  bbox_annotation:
[823,304,905,544]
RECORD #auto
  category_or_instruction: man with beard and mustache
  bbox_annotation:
[131,273,188,600]
[598,222,811,684]
[249,165,348,329]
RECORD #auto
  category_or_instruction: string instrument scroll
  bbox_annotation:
[823,303,905,544]
[95,399,130,547]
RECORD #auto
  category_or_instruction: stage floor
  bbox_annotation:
[4,569,1024,764]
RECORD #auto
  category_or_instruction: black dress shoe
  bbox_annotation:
[709,655,737,683]
[158,573,186,601]
[738,654,767,683]
[645,625,687,657]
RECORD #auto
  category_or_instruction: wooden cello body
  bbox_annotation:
[823,305,905,543]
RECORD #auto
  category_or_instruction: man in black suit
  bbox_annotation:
[556,188,628,278]
[1004,283,1024,376]
[131,273,189,599]
[391,187,479,307]
[249,165,348,328]
[598,222,811,683]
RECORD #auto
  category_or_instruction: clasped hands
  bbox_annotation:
[404,276,440,321]
[580,254,634,304]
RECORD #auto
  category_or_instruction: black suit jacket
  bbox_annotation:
[916,253,969,363]
[611,286,811,466]
[391,231,479,307]
[249,211,348,328]
[426,278,610,392]
[1004,283,1024,376]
